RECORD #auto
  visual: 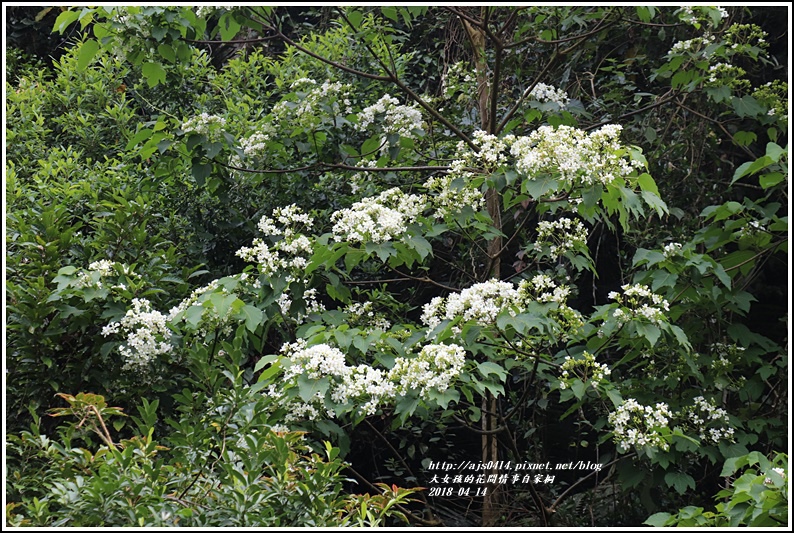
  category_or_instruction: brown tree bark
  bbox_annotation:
[461,10,502,527]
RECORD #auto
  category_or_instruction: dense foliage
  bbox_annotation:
[5,5,789,527]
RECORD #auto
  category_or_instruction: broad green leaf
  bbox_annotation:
[477,361,507,380]
[239,304,264,333]
[664,472,695,495]
[522,176,559,199]
[347,9,363,28]
[157,43,176,63]
[297,375,329,403]
[635,322,661,347]
[759,171,784,189]
[731,95,765,118]
[218,11,241,41]
[125,128,153,151]
[142,62,166,87]
[381,6,398,21]
[53,9,79,34]
[644,512,672,527]
[77,39,100,71]
[765,142,785,162]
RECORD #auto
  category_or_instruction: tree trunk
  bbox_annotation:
[462,11,502,527]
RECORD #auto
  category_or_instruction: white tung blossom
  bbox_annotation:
[331,187,427,244]
[687,396,735,444]
[388,343,466,400]
[510,124,643,188]
[73,259,136,290]
[102,298,173,371]
[608,283,670,325]
[421,279,520,330]
[559,351,612,390]
[274,340,466,419]
[535,217,588,258]
[356,94,425,139]
[608,398,672,452]
[236,204,314,276]
[181,113,227,138]
[528,83,570,107]
[271,78,353,131]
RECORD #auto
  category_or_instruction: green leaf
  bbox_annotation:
[759,172,784,189]
[209,293,239,318]
[522,176,559,199]
[157,43,176,63]
[733,131,757,147]
[477,361,507,381]
[184,305,204,328]
[664,471,695,495]
[644,512,672,527]
[77,39,100,71]
[218,11,242,41]
[636,173,659,195]
[731,95,765,118]
[192,158,212,186]
[571,379,586,400]
[125,128,153,151]
[254,354,279,373]
[297,374,329,403]
[381,6,398,22]
[632,248,665,267]
[142,62,166,87]
[239,304,264,333]
[53,9,79,34]
[635,322,661,347]
[650,270,678,291]
[347,9,363,28]
[765,142,785,162]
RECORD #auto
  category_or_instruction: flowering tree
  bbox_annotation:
[6,5,788,527]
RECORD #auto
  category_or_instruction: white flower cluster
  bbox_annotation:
[240,131,271,157]
[236,204,314,276]
[236,205,321,324]
[275,340,466,418]
[74,259,132,289]
[510,124,643,188]
[356,94,424,139]
[271,78,353,131]
[423,173,485,219]
[389,343,466,400]
[331,187,427,244]
[518,274,584,337]
[662,242,683,258]
[608,283,670,325]
[276,287,325,321]
[333,365,395,416]
[687,396,735,444]
[608,398,673,452]
[102,298,173,371]
[422,275,583,341]
[424,130,513,219]
[181,113,227,139]
[422,279,520,330]
[668,33,716,57]
[441,61,475,99]
[677,6,728,27]
[345,301,392,331]
[559,351,611,390]
[705,62,746,86]
[528,83,570,107]
[535,217,588,258]
[167,278,238,337]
